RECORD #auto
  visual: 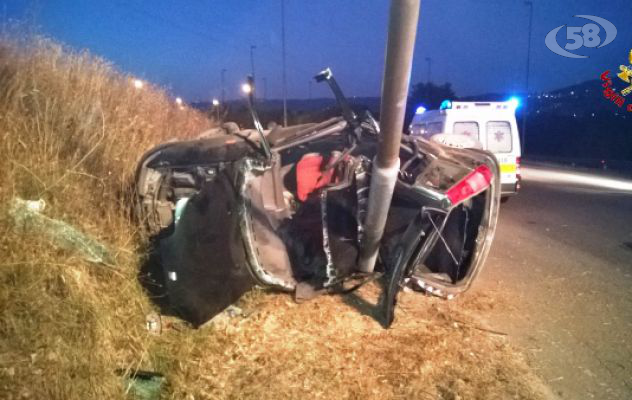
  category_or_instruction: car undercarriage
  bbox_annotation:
[135,72,500,327]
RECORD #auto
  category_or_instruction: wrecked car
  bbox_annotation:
[135,71,500,328]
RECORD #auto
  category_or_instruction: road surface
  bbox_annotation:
[473,164,632,400]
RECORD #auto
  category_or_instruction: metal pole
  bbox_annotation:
[250,45,256,84]
[521,1,533,155]
[281,0,288,126]
[221,68,226,103]
[358,0,420,273]
[425,56,432,83]
[2,4,6,35]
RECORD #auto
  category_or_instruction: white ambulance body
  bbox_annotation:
[409,100,522,197]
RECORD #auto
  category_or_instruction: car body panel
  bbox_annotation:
[135,111,501,327]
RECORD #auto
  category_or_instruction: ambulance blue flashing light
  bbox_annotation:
[507,97,521,109]
[439,100,452,110]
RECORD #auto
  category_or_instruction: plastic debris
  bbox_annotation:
[9,197,113,264]
[225,305,243,318]
[118,370,165,400]
[145,312,161,335]
[201,304,245,329]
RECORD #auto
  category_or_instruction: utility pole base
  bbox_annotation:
[357,158,400,273]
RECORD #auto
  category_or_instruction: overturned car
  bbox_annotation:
[135,71,500,328]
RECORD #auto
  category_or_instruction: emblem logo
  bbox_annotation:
[545,15,617,58]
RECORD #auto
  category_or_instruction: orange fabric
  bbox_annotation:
[296,154,334,201]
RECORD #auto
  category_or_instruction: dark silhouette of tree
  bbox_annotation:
[404,81,456,125]
[409,82,456,110]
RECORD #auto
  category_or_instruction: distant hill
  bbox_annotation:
[193,78,619,120]
[193,78,630,161]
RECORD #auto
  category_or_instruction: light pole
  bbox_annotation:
[281,0,288,126]
[425,57,432,84]
[220,68,226,103]
[522,0,533,155]
[358,0,420,274]
[212,98,220,120]
[250,45,257,85]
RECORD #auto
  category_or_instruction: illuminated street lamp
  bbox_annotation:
[241,82,252,94]
[133,79,144,89]
[175,97,184,110]
[212,98,220,120]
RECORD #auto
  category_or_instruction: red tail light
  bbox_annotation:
[446,165,493,206]
[516,156,522,179]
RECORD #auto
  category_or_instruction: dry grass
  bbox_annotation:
[154,287,556,400]
[0,34,211,399]
[0,34,555,400]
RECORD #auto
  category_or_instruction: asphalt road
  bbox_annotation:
[473,164,632,400]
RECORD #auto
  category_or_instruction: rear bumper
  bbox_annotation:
[501,180,521,196]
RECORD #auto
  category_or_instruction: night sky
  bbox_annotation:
[3,0,631,101]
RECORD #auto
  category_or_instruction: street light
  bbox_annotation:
[133,79,143,89]
[522,0,533,155]
[212,98,220,120]
[250,45,256,83]
[241,82,252,94]
[221,68,226,103]
[175,97,183,105]
[281,0,287,126]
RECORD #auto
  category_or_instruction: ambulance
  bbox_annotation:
[409,99,522,199]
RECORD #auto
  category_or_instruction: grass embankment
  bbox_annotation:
[0,35,555,399]
[0,35,211,398]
